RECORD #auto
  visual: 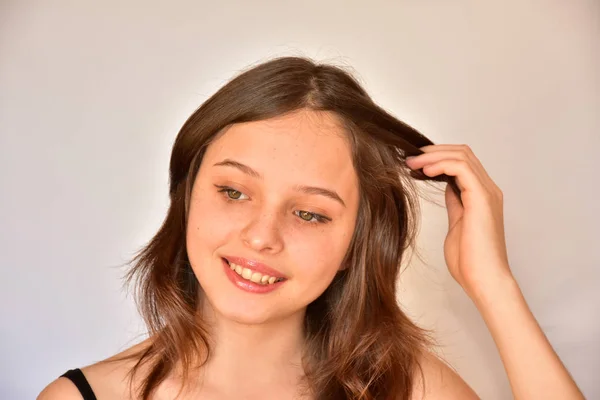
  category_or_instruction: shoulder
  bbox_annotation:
[37,338,153,400]
[37,376,84,400]
[411,350,479,400]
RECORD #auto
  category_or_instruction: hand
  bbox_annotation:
[405,144,513,300]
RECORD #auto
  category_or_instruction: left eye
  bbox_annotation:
[294,210,328,224]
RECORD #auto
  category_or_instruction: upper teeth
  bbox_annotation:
[229,262,280,285]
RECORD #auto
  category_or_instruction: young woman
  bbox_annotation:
[38,57,583,399]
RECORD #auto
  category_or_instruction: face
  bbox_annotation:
[186,109,360,325]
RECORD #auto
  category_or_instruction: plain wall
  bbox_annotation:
[1,1,598,398]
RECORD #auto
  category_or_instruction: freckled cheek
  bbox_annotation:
[187,198,243,247]
[287,232,344,283]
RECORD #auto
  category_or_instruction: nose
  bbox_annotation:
[240,210,284,254]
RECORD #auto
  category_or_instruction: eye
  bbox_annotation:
[215,185,249,201]
[226,189,243,200]
[294,210,330,224]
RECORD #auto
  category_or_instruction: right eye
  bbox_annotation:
[215,185,249,201]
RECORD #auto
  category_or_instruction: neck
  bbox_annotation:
[198,298,307,390]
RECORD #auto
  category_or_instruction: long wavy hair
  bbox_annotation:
[122,56,461,400]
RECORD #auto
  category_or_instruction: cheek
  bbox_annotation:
[287,226,351,285]
[187,194,238,256]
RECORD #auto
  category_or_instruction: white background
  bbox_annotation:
[1,1,598,398]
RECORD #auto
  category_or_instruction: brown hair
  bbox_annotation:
[123,56,460,399]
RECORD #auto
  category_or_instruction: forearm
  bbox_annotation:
[471,274,583,400]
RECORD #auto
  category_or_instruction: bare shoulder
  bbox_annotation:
[37,338,152,400]
[411,350,480,400]
[37,377,84,400]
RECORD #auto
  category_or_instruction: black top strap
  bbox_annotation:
[60,369,97,400]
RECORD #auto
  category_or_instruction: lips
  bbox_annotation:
[225,259,284,285]
[221,256,287,279]
[221,257,287,294]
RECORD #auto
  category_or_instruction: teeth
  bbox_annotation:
[228,262,282,285]
[241,268,252,280]
[250,272,262,283]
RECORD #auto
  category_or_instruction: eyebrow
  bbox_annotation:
[213,158,346,207]
[214,159,262,179]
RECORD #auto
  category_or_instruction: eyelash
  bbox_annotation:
[215,185,331,225]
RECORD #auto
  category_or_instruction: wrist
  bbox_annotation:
[466,271,521,309]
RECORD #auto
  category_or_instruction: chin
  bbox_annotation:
[209,296,282,325]
[193,257,305,326]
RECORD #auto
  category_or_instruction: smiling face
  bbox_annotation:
[186,109,360,325]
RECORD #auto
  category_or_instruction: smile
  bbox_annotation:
[221,257,287,294]
[226,261,285,285]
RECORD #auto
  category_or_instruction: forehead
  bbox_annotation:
[204,110,358,191]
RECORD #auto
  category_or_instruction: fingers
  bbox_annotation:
[406,144,499,196]
[421,159,481,194]
[419,144,492,182]
[407,149,486,185]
